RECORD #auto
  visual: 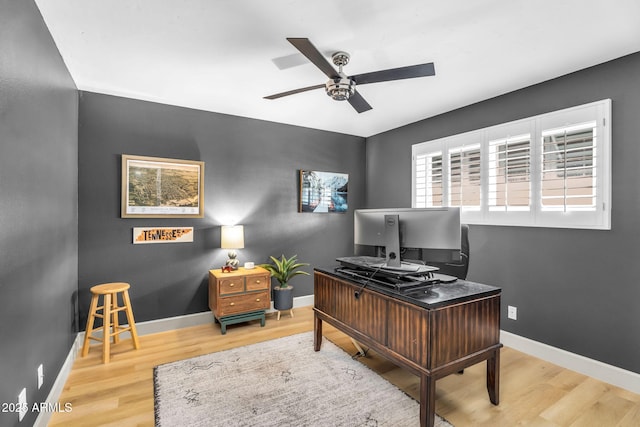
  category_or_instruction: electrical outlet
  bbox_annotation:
[18,388,27,422]
[508,305,517,320]
[38,364,44,389]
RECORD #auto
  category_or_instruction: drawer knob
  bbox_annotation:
[230,302,235,306]
[256,298,261,302]
[256,280,260,284]
[229,283,235,287]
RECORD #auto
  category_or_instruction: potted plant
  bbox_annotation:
[260,254,310,312]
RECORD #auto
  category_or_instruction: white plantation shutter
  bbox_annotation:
[414,152,443,208]
[412,99,611,229]
[488,135,531,211]
[449,144,481,209]
[541,123,596,211]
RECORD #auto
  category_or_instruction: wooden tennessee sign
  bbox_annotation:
[133,227,194,244]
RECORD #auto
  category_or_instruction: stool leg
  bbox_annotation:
[102,293,111,363]
[122,290,140,350]
[111,292,120,344]
[82,294,99,357]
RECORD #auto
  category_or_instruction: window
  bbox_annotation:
[412,99,611,229]
[449,144,482,209]
[488,135,531,212]
[414,151,443,207]
[541,123,596,210]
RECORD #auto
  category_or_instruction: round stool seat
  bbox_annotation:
[91,282,130,294]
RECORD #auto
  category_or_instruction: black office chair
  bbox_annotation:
[425,223,470,280]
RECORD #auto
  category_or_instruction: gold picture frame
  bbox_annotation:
[121,154,205,218]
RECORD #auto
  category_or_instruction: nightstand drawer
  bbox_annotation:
[219,278,244,295]
[246,274,269,291]
[218,291,270,316]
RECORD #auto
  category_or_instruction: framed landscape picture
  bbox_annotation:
[121,154,205,218]
[299,170,348,213]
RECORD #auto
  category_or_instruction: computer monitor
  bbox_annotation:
[354,207,461,266]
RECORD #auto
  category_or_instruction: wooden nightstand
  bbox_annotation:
[208,266,271,334]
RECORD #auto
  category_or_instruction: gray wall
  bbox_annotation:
[78,92,365,327]
[3,3,639,423]
[366,52,640,375]
[0,1,78,426]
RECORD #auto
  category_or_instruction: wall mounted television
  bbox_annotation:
[353,207,461,267]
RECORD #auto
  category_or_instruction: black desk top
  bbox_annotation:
[315,266,501,309]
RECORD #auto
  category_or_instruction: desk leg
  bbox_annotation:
[419,373,436,427]
[314,315,323,351]
[487,348,500,405]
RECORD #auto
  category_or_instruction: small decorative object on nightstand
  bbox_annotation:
[221,225,244,270]
[209,266,271,334]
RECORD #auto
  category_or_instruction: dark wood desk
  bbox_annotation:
[313,268,502,427]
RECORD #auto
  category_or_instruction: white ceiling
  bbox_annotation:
[35,0,640,137]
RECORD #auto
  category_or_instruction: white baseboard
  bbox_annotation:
[123,295,316,336]
[34,334,83,427]
[41,300,639,426]
[33,295,317,426]
[501,330,640,395]
[292,294,315,309]
[134,311,216,336]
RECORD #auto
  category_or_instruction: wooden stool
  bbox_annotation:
[81,282,140,363]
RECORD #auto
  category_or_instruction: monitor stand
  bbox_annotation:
[384,214,401,268]
[335,256,438,277]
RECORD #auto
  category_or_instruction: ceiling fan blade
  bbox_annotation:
[348,91,372,113]
[287,38,340,79]
[351,62,435,85]
[264,83,325,100]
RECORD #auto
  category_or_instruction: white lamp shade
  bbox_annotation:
[221,225,244,249]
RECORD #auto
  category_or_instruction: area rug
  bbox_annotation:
[154,332,453,427]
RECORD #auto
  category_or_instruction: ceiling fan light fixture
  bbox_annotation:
[265,38,436,113]
[325,77,355,101]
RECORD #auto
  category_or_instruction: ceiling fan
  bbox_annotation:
[264,38,436,113]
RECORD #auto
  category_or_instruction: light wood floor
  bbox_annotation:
[49,306,640,427]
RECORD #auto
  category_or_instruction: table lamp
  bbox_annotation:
[221,225,244,270]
